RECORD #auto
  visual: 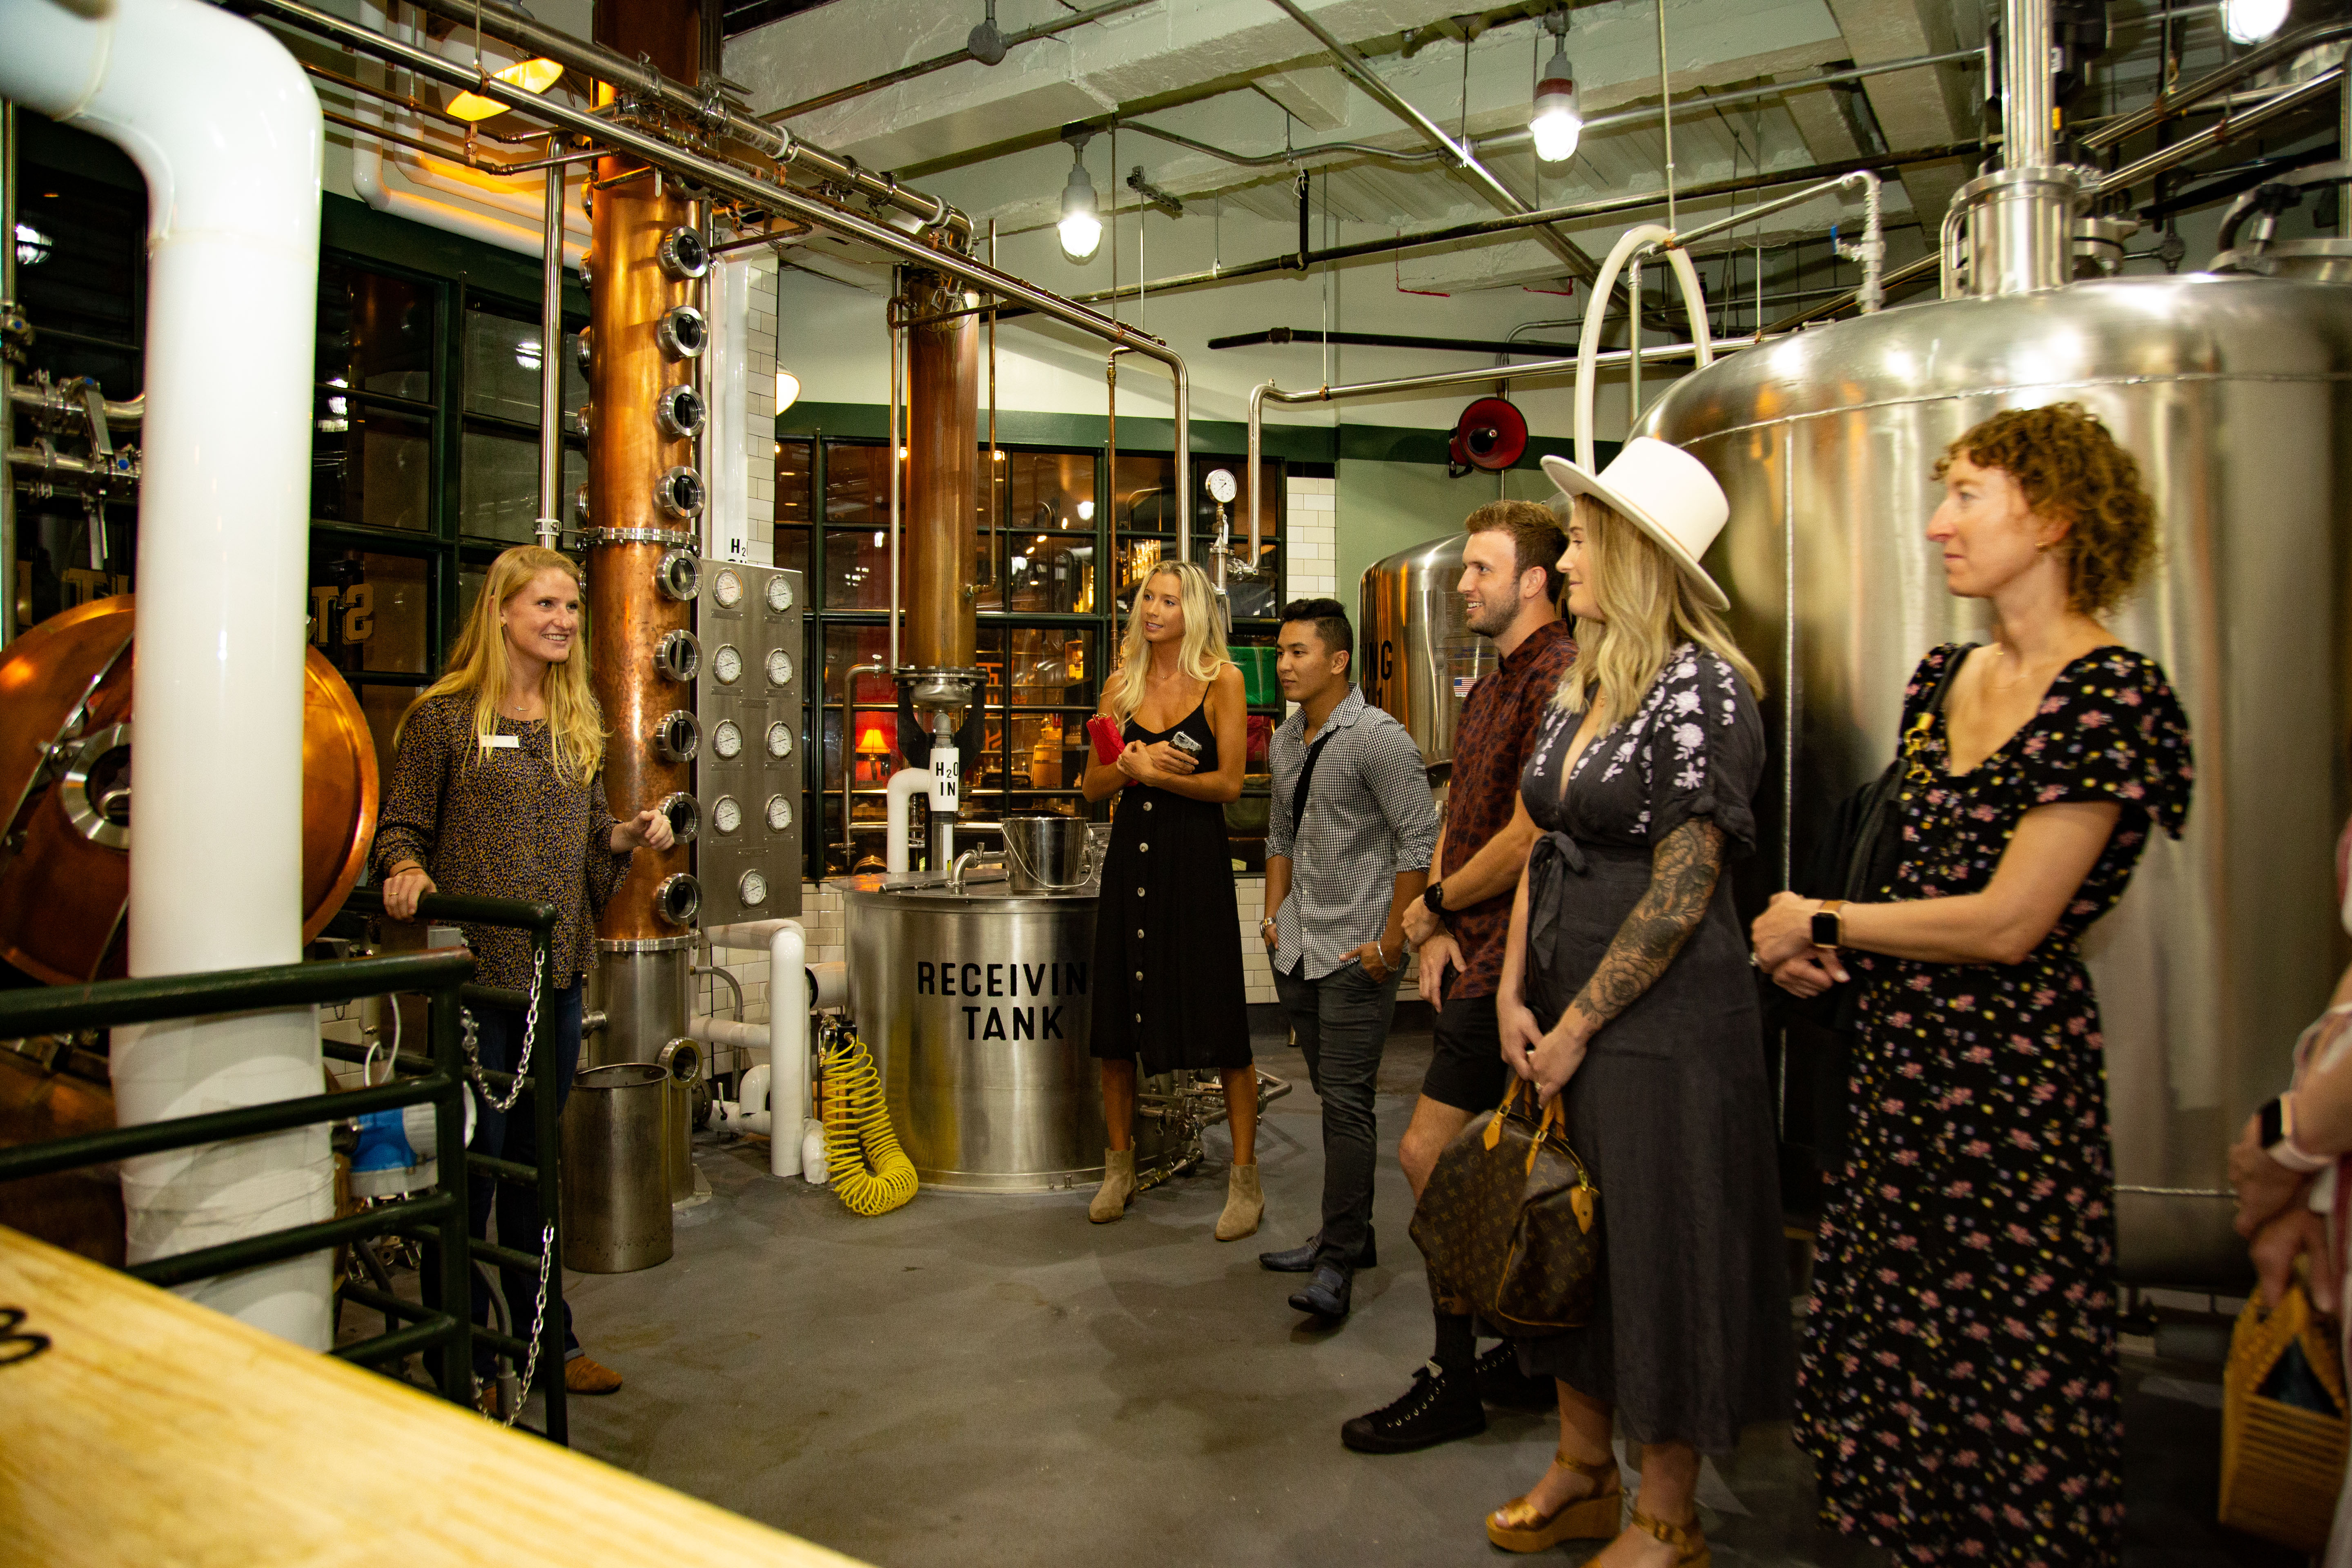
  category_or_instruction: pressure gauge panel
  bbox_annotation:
[710,720,743,760]
[711,795,743,835]
[712,644,743,685]
[765,648,792,687]
[692,563,802,925]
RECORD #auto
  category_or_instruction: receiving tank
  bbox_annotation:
[1642,271,2352,1286]
[1360,534,1493,773]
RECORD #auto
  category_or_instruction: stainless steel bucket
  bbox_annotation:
[559,1062,673,1273]
[1002,814,1092,893]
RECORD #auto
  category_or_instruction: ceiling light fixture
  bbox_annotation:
[1530,11,1582,164]
[1057,125,1102,263]
[448,56,566,123]
[776,369,801,414]
[2221,0,2290,43]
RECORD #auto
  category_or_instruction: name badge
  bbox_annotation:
[480,734,520,751]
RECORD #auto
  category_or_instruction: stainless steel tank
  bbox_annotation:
[844,878,1110,1192]
[1360,534,1493,771]
[1642,270,2352,1286]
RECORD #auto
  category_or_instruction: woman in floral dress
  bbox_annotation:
[1753,404,2194,1564]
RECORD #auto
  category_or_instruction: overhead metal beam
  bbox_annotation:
[757,0,1161,123]
[1261,0,1599,283]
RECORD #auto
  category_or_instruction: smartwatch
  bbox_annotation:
[1810,898,1847,949]
[1422,881,1446,916]
[2260,1094,2333,1174]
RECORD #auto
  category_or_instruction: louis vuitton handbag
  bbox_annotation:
[1408,1078,1601,1336]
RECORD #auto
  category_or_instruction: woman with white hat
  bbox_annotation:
[1479,438,1790,1566]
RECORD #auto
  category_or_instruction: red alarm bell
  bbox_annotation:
[1448,396,1529,476]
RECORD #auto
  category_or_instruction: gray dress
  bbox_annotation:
[1512,644,1791,1454]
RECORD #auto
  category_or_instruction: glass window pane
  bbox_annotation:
[461,430,585,543]
[313,400,430,531]
[308,549,430,675]
[463,305,584,429]
[777,438,813,522]
[823,527,891,610]
[357,683,423,786]
[821,624,899,875]
[1111,454,1175,534]
[822,440,892,525]
[992,533,1095,615]
[458,564,488,631]
[318,261,434,402]
[773,525,810,581]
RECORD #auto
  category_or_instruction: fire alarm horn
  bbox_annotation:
[1448,396,1528,477]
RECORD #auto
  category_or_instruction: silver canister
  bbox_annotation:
[560,1062,674,1273]
[656,1036,702,1204]
[1001,814,1094,893]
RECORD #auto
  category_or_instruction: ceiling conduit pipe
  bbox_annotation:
[224,0,1194,550]
[0,0,334,1344]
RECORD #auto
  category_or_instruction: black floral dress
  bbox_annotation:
[1797,644,2194,1566]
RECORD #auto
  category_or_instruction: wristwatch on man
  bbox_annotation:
[2258,1093,2334,1174]
[1422,881,1446,916]
[1810,898,1847,949]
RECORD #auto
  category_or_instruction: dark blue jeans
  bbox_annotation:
[467,984,583,1371]
[1274,958,1400,1268]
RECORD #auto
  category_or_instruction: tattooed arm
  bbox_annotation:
[1527,817,1727,1103]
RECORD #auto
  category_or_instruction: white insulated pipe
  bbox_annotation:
[884,768,931,875]
[0,0,332,1343]
[694,921,819,1180]
[1574,225,1714,472]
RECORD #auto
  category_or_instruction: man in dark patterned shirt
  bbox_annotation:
[1343,499,1576,1454]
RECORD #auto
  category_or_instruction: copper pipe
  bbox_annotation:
[587,130,697,941]
[902,270,978,675]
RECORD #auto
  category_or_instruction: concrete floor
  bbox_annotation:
[543,1024,2298,1568]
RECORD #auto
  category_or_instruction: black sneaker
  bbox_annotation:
[1474,1341,1556,1412]
[1259,1227,1378,1273]
[1340,1361,1487,1453]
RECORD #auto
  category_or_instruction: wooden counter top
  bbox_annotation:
[0,1226,867,1568]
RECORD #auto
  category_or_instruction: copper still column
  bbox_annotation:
[894,270,984,869]
[582,75,706,1067]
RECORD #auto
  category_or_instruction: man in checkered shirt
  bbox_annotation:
[1256,598,1438,1320]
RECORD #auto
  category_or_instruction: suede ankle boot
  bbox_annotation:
[1215,1162,1264,1241]
[1089,1148,1136,1222]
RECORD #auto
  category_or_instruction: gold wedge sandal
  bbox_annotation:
[1627,1506,1711,1568]
[1484,1450,1622,1552]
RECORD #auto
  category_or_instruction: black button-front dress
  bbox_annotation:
[1088,697,1254,1076]
[1512,644,1793,1454]
[1798,643,2193,1566]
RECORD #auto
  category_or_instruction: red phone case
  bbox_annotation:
[1087,715,1125,766]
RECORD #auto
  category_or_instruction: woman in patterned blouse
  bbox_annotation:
[375,544,674,1402]
[1753,404,2194,1565]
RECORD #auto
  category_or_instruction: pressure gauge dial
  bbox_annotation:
[765,721,793,759]
[765,575,794,613]
[765,794,792,831]
[738,870,769,908]
[711,720,744,760]
[1205,468,1238,504]
[711,644,743,685]
[765,648,793,687]
[711,568,744,608]
[711,795,743,834]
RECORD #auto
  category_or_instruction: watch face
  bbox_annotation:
[711,644,743,684]
[764,574,793,612]
[711,720,743,760]
[765,794,792,831]
[711,568,744,608]
[711,795,742,834]
[765,647,793,687]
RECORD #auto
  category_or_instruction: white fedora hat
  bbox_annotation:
[1541,438,1732,611]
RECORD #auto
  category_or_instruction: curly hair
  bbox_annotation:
[1933,402,2158,617]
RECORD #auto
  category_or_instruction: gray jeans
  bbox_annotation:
[1274,958,1401,1267]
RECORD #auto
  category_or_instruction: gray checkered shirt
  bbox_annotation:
[1266,684,1440,980]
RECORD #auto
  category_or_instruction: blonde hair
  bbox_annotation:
[1106,560,1231,729]
[396,545,606,780]
[1553,495,1764,719]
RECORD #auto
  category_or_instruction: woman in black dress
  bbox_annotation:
[1484,441,1790,1566]
[1753,404,2193,1565]
[1081,559,1260,1240]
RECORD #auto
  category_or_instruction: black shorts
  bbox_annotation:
[1419,991,1508,1112]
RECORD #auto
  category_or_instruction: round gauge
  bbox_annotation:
[738,870,769,907]
[765,721,793,759]
[765,648,793,687]
[711,644,743,685]
[765,575,794,613]
[711,720,744,760]
[711,795,743,834]
[711,568,745,608]
[765,794,792,831]
[1205,468,1238,504]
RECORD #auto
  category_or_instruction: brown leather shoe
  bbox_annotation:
[564,1354,624,1395]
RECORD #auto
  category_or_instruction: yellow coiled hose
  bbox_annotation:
[820,1033,918,1216]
